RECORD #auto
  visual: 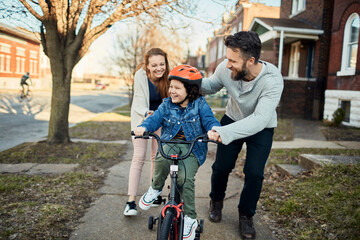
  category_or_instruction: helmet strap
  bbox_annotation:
[176,95,188,106]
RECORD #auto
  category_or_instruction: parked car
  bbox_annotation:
[95,83,106,90]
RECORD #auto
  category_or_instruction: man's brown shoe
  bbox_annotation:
[239,215,256,239]
[208,200,223,223]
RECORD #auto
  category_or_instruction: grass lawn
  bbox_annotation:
[0,110,130,239]
[69,112,131,140]
[260,162,360,239]
[0,141,125,239]
[232,147,360,239]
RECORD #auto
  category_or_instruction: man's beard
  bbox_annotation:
[231,66,248,81]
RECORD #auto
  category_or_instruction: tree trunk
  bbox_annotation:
[47,68,71,144]
[44,20,74,144]
[46,51,73,144]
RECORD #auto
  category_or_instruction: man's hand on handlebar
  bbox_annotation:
[134,126,146,136]
[207,129,222,143]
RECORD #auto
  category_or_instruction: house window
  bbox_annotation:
[17,57,25,73]
[289,41,300,77]
[34,60,38,74]
[21,58,25,73]
[30,50,38,59]
[341,100,351,122]
[338,13,359,76]
[0,54,11,72]
[30,59,34,74]
[0,43,11,54]
[5,55,10,72]
[30,59,38,74]
[16,47,26,57]
[16,57,22,73]
[0,54,4,72]
[291,0,305,15]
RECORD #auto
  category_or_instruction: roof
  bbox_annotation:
[0,22,40,44]
[254,17,320,31]
[249,17,324,50]
[251,17,324,35]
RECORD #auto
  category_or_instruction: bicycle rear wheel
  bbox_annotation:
[158,210,176,240]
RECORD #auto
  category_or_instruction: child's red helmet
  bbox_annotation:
[168,65,202,88]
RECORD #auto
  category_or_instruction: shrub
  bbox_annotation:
[332,108,345,127]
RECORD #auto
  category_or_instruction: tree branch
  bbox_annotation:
[40,23,48,56]
[18,0,44,21]
[70,0,85,28]
[166,3,214,25]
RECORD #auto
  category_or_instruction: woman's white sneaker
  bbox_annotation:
[123,201,137,216]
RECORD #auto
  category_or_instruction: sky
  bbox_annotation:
[87,0,281,73]
[184,0,281,54]
[0,0,281,74]
[94,0,281,55]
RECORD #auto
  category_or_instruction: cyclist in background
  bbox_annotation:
[20,72,32,97]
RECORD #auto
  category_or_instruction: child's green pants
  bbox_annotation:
[151,141,199,219]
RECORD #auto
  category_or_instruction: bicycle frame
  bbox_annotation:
[160,153,184,240]
[132,131,216,240]
[19,85,32,101]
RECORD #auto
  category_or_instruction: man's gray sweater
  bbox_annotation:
[201,59,284,145]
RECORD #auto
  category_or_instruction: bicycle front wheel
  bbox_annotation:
[158,210,177,240]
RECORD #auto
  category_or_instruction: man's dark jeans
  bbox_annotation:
[209,114,274,217]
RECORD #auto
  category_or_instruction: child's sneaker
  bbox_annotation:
[123,201,137,216]
[183,215,198,240]
[151,195,163,207]
[139,186,162,210]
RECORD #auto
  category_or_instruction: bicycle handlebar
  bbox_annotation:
[131,131,218,160]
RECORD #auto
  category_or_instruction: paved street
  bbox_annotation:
[0,90,129,151]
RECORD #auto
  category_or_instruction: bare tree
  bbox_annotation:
[2,0,191,144]
[108,16,186,104]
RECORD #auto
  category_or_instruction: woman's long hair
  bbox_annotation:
[136,48,170,98]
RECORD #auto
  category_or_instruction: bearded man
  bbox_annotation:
[204,31,284,239]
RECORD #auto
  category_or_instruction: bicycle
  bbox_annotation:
[131,131,217,240]
[19,86,32,102]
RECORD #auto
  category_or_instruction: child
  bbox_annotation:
[134,65,220,240]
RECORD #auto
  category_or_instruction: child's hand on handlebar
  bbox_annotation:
[134,127,146,136]
[207,129,222,143]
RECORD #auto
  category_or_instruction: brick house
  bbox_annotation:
[206,0,280,76]
[249,0,359,127]
[0,22,44,90]
[323,0,360,127]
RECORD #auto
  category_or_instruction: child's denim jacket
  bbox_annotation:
[139,96,220,165]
